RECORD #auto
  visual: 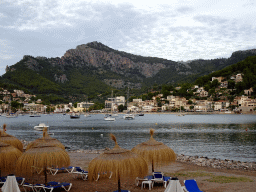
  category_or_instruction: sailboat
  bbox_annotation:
[177,105,185,116]
[104,91,116,121]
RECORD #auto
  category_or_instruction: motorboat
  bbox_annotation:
[70,112,80,119]
[34,123,49,131]
[104,116,116,121]
[6,113,18,118]
[29,111,41,117]
[123,114,135,120]
[104,114,115,121]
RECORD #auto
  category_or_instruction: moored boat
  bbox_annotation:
[123,114,135,120]
[70,112,80,119]
[34,123,49,131]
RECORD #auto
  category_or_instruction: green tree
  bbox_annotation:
[228,80,235,90]
[118,104,125,112]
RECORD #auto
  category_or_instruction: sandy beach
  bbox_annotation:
[22,151,256,192]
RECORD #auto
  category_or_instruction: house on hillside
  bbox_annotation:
[212,77,224,82]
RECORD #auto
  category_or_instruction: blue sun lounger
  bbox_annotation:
[184,179,203,192]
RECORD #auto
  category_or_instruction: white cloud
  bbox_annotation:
[0,0,255,75]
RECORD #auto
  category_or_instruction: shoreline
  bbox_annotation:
[21,140,256,171]
[68,148,256,172]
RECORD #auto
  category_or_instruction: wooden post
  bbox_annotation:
[152,159,154,173]
[118,173,121,192]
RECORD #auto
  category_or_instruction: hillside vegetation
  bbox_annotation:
[0,42,255,103]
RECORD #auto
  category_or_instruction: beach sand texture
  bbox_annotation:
[21,152,256,192]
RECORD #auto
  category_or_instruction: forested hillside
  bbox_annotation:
[0,42,255,104]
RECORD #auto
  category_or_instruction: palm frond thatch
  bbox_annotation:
[16,143,70,176]
[0,124,23,152]
[0,140,23,176]
[26,127,65,150]
[131,129,176,172]
[88,133,148,181]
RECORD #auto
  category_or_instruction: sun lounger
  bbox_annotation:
[0,177,6,184]
[24,181,72,192]
[43,182,72,192]
[184,179,203,192]
[113,190,130,192]
[48,166,75,175]
[0,176,25,186]
[22,182,41,192]
[152,172,165,187]
[72,167,88,180]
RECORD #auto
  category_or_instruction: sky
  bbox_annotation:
[0,0,256,75]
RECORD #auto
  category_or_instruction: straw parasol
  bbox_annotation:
[131,129,176,172]
[0,124,23,152]
[26,127,65,150]
[0,132,23,176]
[16,142,70,185]
[88,134,148,192]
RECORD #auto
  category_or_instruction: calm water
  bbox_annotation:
[1,113,256,162]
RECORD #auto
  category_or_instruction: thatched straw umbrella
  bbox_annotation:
[26,127,65,150]
[131,129,176,172]
[0,132,23,176]
[16,142,70,185]
[0,124,23,152]
[88,134,148,192]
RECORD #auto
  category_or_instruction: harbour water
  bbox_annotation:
[1,113,256,163]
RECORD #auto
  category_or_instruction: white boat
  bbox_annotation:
[84,113,91,117]
[123,114,135,120]
[34,123,49,131]
[70,112,80,119]
[29,111,41,117]
[112,113,118,117]
[6,113,18,118]
[104,116,116,121]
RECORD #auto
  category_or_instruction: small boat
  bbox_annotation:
[138,113,144,116]
[123,114,135,120]
[6,113,18,118]
[112,113,118,117]
[29,111,41,117]
[84,113,91,117]
[70,112,80,119]
[104,116,116,121]
[34,123,49,131]
[104,114,115,121]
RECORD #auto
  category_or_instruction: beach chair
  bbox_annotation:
[72,167,88,180]
[163,176,171,188]
[152,172,165,187]
[16,177,25,185]
[43,182,72,192]
[22,182,42,192]
[0,176,6,184]
[184,179,203,192]
[48,166,74,175]
[113,190,130,192]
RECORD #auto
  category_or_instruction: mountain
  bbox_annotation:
[1,41,256,103]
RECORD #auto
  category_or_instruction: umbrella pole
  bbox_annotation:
[152,159,154,173]
[118,173,121,192]
[44,167,47,185]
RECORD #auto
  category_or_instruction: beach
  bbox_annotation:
[22,150,256,192]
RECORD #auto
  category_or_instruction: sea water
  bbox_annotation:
[1,113,256,162]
